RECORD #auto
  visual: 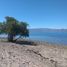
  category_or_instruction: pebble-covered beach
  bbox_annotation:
[0,41,67,67]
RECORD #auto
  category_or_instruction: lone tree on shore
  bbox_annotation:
[0,16,29,42]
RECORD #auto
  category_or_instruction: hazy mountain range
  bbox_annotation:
[29,28,67,32]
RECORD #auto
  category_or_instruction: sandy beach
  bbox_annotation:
[0,40,67,67]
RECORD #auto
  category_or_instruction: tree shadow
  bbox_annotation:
[14,40,37,46]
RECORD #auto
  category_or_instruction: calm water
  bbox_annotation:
[29,31,67,45]
[0,31,67,45]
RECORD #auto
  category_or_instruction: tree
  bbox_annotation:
[0,16,29,42]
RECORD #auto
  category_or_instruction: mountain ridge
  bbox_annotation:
[29,28,67,32]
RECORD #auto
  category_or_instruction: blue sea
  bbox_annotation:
[29,31,67,45]
[0,31,67,45]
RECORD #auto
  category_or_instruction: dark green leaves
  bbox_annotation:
[0,16,29,42]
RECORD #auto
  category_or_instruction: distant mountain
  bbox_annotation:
[29,28,67,32]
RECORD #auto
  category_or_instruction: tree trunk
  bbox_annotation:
[8,33,13,42]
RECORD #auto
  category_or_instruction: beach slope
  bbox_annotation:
[0,42,67,67]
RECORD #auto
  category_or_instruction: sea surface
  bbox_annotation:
[0,31,67,45]
[29,31,67,45]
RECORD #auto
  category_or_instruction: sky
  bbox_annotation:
[0,0,67,29]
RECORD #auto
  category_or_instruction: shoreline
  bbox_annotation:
[0,38,67,47]
[0,37,67,45]
[19,38,67,47]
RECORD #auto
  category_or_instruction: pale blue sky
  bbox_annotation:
[0,0,67,29]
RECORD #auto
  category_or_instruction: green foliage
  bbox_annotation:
[0,16,29,42]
